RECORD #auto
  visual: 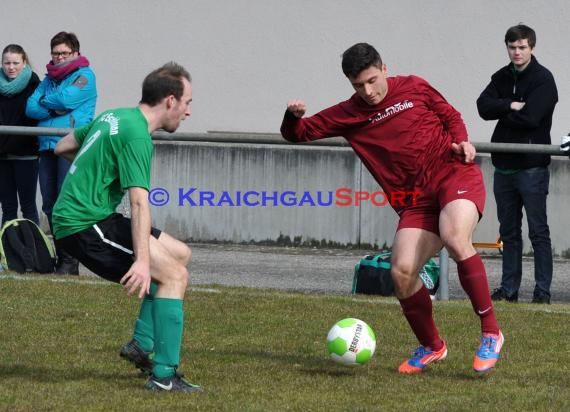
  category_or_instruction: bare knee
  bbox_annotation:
[391,264,422,299]
[157,263,189,293]
[444,242,476,262]
[181,244,192,266]
[175,264,189,289]
[171,241,191,266]
[441,232,475,262]
[168,263,189,290]
[156,233,192,266]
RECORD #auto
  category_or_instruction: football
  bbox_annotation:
[326,318,376,366]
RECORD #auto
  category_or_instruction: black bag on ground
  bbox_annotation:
[352,250,439,296]
[351,251,394,296]
[0,219,56,273]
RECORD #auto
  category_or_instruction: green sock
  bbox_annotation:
[132,282,158,353]
[152,297,184,378]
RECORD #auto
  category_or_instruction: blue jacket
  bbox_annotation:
[26,66,97,151]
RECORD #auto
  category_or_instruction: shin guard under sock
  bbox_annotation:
[457,254,500,335]
[133,282,158,352]
[399,286,444,350]
[152,297,184,378]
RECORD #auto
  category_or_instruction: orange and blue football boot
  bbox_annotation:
[398,341,448,373]
[473,330,504,373]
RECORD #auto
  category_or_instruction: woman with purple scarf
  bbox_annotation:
[26,31,97,275]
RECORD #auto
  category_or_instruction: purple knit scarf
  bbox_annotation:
[46,55,90,81]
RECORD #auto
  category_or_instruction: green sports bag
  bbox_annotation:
[352,250,439,296]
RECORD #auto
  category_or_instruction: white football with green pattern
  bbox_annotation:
[326,318,376,366]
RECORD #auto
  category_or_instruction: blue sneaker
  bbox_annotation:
[398,341,448,373]
[473,330,504,373]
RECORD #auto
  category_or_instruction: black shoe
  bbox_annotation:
[145,373,202,393]
[120,339,154,374]
[55,250,79,275]
[55,259,79,275]
[532,292,551,304]
[491,287,518,302]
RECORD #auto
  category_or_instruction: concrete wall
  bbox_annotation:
[4,1,570,143]
[148,141,570,256]
[149,141,365,246]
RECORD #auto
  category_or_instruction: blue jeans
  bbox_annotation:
[0,158,40,225]
[39,151,72,231]
[493,167,552,297]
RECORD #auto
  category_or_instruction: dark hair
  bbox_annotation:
[341,42,383,78]
[140,62,192,106]
[2,44,28,63]
[50,31,81,53]
[504,24,536,48]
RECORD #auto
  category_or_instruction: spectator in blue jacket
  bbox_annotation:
[26,31,97,274]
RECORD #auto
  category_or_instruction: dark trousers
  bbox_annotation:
[39,151,72,231]
[493,167,553,297]
[0,158,39,225]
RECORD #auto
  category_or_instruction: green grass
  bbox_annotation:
[1,273,569,411]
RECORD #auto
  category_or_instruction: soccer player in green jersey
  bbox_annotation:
[52,62,200,393]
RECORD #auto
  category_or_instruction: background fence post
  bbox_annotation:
[437,248,449,301]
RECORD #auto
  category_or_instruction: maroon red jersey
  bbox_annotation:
[281,75,470,213]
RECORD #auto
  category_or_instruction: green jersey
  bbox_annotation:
[52,107,153,239]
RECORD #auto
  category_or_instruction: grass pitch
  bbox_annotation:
[1,273,569,411]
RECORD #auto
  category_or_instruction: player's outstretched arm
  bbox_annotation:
[54,131,81,161]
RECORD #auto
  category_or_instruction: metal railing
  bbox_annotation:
[2,126,569,155]
[2,125,568,299]
[0,126,349,147]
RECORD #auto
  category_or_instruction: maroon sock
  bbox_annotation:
[457,254,500,335]
[398,286,444,350]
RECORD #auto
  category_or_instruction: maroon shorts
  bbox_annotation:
[397,162,486,235]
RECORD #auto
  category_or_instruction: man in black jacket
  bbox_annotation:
[477,24,557,304]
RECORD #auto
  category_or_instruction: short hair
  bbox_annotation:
[50,31,80,53]
[140,62,192,106]
[504,24,536,48]
[2,44,28,63]
[342,43,383,78]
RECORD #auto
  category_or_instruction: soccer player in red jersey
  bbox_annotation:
[281,43,503,374]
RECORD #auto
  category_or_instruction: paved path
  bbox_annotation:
[187,243,570,304]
